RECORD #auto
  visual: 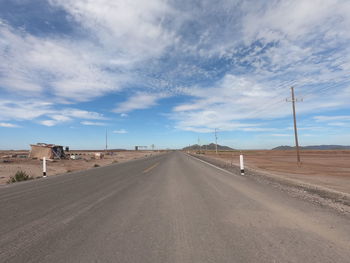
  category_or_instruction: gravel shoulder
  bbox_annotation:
[0,150,163,184]
[189,153,350,215]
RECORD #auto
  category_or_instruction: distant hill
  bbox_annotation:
[272,145,294,150]
[272,145,350,150]
[183,143,234,151]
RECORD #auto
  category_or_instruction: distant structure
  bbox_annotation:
[135,146,147,151]
[29,143,65,159]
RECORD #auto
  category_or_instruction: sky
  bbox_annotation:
[0,0,350,150]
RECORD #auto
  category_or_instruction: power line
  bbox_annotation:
[247,77,350,119]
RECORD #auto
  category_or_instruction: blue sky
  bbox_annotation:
[0,0,350,150]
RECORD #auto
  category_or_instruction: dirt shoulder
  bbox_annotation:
[0,150,163,184]
[188,151,350,214]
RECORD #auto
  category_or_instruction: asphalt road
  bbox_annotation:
[1,151,349,262]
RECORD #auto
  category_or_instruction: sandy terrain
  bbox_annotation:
[191,150,350,194]
[0,150,162,184]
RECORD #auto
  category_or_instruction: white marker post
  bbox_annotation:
[239,154,244,175]
[43,157,47,177]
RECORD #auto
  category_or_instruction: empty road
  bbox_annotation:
[1,151,349,262]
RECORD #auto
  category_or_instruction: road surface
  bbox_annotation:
[1,151,349,262]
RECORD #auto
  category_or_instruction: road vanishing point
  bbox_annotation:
[1,151,349,262]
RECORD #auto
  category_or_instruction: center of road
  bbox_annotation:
[143,162,160,173]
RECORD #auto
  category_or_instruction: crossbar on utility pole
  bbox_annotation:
[286,87,302,164]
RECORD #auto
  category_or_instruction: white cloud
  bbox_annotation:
[172,75,289,132]
[49,0,177,62]
[113,129,128,134]
[80,121,106,126]
[120,113,128,118]
[114,93,165,113]
[0,100,54,121]
[61,109,106,120]
[0,99,107,127]
[172,68,350,132]
[328,122,349,127]
[1,0,350,136]
[0,122,19,128]
[271,133,291,137]
[0,23,121,101]
[39,120,58,127]
[314,115,350,122]
[242,0,347,42]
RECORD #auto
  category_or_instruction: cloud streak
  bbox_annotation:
[113,129,128,134]
[114,93,165,113]
[0,99,106,126]
[0,122,19,128]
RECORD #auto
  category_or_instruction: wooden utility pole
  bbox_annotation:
[287,87,302,164]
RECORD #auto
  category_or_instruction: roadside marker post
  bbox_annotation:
[239,154,244,175]
[43,157,47,177]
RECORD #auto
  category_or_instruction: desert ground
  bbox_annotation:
[0,150,162,184]
[190,150,350,194]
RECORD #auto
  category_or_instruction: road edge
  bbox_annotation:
[188,153,350,214]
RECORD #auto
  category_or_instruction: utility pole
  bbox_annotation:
[105,129,108,154]
[198,137,201,154]
[286,87,302,164]
[214,128,218,155]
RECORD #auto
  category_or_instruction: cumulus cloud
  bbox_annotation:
[49,0,177,62]
[0,23,121,101]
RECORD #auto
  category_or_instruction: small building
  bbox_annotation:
[29,143,65,159]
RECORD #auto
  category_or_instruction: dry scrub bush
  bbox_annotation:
[8,170,33,183]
